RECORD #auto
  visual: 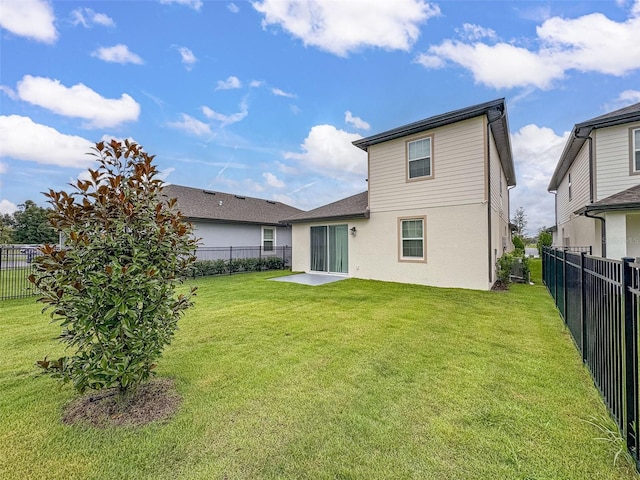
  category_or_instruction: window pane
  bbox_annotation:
[408,138,430,161]
[409,158,431,178]
[403,239,423,257]
[636,151,640,172]
[263,228,274,240]
[402,219,422,238]
[635,129,640,148]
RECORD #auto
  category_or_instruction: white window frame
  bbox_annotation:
[633,128,640,173]
[262,226,275,253]
[398,216,426,262]
[406,136,433,181]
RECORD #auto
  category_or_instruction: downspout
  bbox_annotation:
[486,106,506,284]
[584,210,606,257]
[575,127,603,254]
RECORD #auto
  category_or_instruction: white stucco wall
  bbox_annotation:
[291,202,490,290]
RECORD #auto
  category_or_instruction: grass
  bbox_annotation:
[0,261,638,479]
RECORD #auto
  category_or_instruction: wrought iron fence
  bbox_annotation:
[0,245,38,300]
[543,247,639,470]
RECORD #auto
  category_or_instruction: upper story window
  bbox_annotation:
[568,172,572,201]
[407,136,433,181]
[633,128,640,172]
[262,227,275,252]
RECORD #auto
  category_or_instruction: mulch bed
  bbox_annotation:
[62,378,181,428]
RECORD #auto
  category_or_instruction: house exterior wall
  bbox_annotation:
[368,116,487,213]
[594,122,640,201]
[291,203,490,290]
[489,130,511,282]
[192,221,292,248]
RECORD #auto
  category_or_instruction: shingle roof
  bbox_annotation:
[581,183,640,213]
[163,184,303,225]
[352,98,516,187]
[548,102,640,191]
[284,191,369,223]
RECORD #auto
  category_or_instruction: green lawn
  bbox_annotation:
[1,264,638,479]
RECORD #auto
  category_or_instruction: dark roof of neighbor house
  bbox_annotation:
[548,102,640,191]
[162,184,303,225]
[577,183,640,214]
[284,191,369,223]
[352,98,516,187]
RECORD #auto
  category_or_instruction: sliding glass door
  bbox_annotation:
[310,224,348,274]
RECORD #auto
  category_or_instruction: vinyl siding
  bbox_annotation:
[193,221,292,248]
[557,142,591,225]
[368,116,486,213]
[595,122,640,200]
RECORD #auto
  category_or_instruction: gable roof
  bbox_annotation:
[578,183,640,214]
[352,98,516,186]
[548,102,640,191]
[284,191,369,223]
[163,184,303,225]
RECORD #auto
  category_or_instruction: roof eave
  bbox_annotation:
[286,212,369,224]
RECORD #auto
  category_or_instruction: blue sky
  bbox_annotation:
[1,0,639,235]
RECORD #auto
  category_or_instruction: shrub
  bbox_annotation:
[512,235,525,254]
[30,140,197,402]
[495,253,514,286]
[537,230,553,255]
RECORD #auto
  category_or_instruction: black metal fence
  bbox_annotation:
[543,247,639,470]
[0,245,293,301]
[0,245,38,300]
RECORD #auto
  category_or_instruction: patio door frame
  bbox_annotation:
[310,224,349,274]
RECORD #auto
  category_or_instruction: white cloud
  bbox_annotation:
[253,0,440,57]
[417,4,640,90]
[510,124,569,232]
[167,113,212,137]
[0,199,18,215]
[71,8,115,27]
[456,23,497,41]
[91,44,144,65]
[215,76,242,90]
[160,0,203,11]
[271,87,295,98]
[263,172,285,188]
[201,99,248,127]
[275,160,298,174]
[345,111,370,130]
[0,85,18,100]
[228,3,240,13]
[0,0,57,43]
[607,89,640,110]
[16,75,140,128]
[157,167,176,181]
[250,80,264,88]
[0,115,94,168]
[284,124,367,177]
[178,47,197,70]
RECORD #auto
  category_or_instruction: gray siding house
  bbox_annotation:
[163,184,302,250]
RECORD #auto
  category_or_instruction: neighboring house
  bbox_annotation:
[162,184,302,250]
[284,98,516,290]
[547,102,640,259]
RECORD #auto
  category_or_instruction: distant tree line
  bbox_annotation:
[0,200,58,245]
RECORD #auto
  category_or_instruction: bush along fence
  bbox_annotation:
[542,246,640,471]
[0,245,292,300]
[187,245,292,278]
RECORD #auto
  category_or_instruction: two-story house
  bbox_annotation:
[284,98,516,290]
[547,102,640,259]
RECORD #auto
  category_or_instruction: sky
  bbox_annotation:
[1,0,640,236]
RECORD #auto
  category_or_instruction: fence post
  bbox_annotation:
[553,249,558,306]
[623,257,639,458]
[229,246,233,275]
[580,251,587,362]
[562,250,568,322]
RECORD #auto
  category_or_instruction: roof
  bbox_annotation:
[352,98,516,186]
[162,184,303,225]
[284,191,369,223]
[578,183,640,214]
[548,102,640,191]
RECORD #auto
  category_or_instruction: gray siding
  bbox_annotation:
[595,123,640,201]
[193,221,292,248]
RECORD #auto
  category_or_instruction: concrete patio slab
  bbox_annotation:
[269,273,348,286]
